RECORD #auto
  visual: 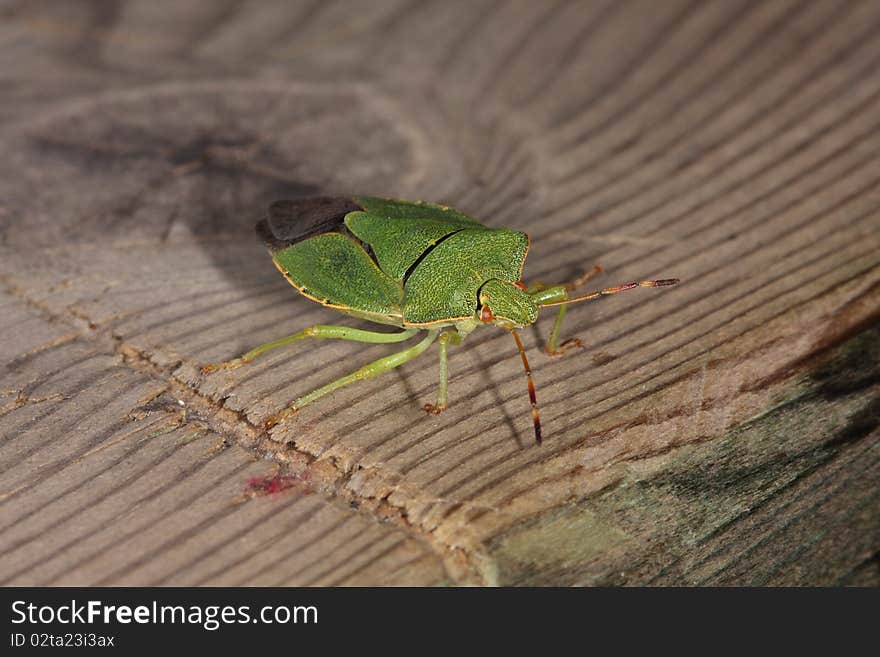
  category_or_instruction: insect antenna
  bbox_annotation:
[539,278,679,307]
[509,328,542,445]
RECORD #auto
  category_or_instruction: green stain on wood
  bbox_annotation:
[490,507,632,585]
[484,322,880,585]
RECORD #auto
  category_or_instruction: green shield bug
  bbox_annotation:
[203,196,678,444]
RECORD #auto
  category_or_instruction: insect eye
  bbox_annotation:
[514,281,526,291]
[480,305,494,323]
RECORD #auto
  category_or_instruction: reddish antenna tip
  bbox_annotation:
[642,278,679,287]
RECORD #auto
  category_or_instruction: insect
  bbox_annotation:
[203,196,678,444]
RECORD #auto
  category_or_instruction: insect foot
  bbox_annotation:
[263,406,298,430]
[545,337,585,357]
[422,403,447,415]
[201,357,251,374]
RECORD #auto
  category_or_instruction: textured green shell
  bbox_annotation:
[402,228,529,324]
[354,196,480,224]
[344,212,475,280]
[271,232,403,320]
[258,196,530,326]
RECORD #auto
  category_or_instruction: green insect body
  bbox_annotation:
[205,196,678,444]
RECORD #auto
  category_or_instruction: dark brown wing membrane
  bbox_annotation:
[256,197,362,252]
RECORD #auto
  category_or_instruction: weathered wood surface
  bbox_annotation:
[1,1,878,586]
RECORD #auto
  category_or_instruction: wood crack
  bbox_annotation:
[0,275,491,585]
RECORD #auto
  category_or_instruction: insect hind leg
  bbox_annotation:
[265,329,439,430]
[202,325,419,373]
[423,328,458,414]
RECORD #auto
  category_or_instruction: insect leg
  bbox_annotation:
[529,285,583,356]
[423,328,457,414]
[547,302,580,356]
[523,264,602,295]
[523,266,603,354]
[202,325,420,373]
[265,329,439,429]
[534,276,679,355]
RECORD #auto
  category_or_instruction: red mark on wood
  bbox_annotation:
[245,473,310,496]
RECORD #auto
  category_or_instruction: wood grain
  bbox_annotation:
[1,0,877,585]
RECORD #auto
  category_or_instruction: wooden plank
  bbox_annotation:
[1,0,878,585]
[0,291,448,586]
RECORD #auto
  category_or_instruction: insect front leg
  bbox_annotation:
[264,329,440,429]
[532,271,679,356]
[202,325,420,373]
[423,328,461,415]
[526,265,602,355]
[523,264,602,295]
[536,290,582,356]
